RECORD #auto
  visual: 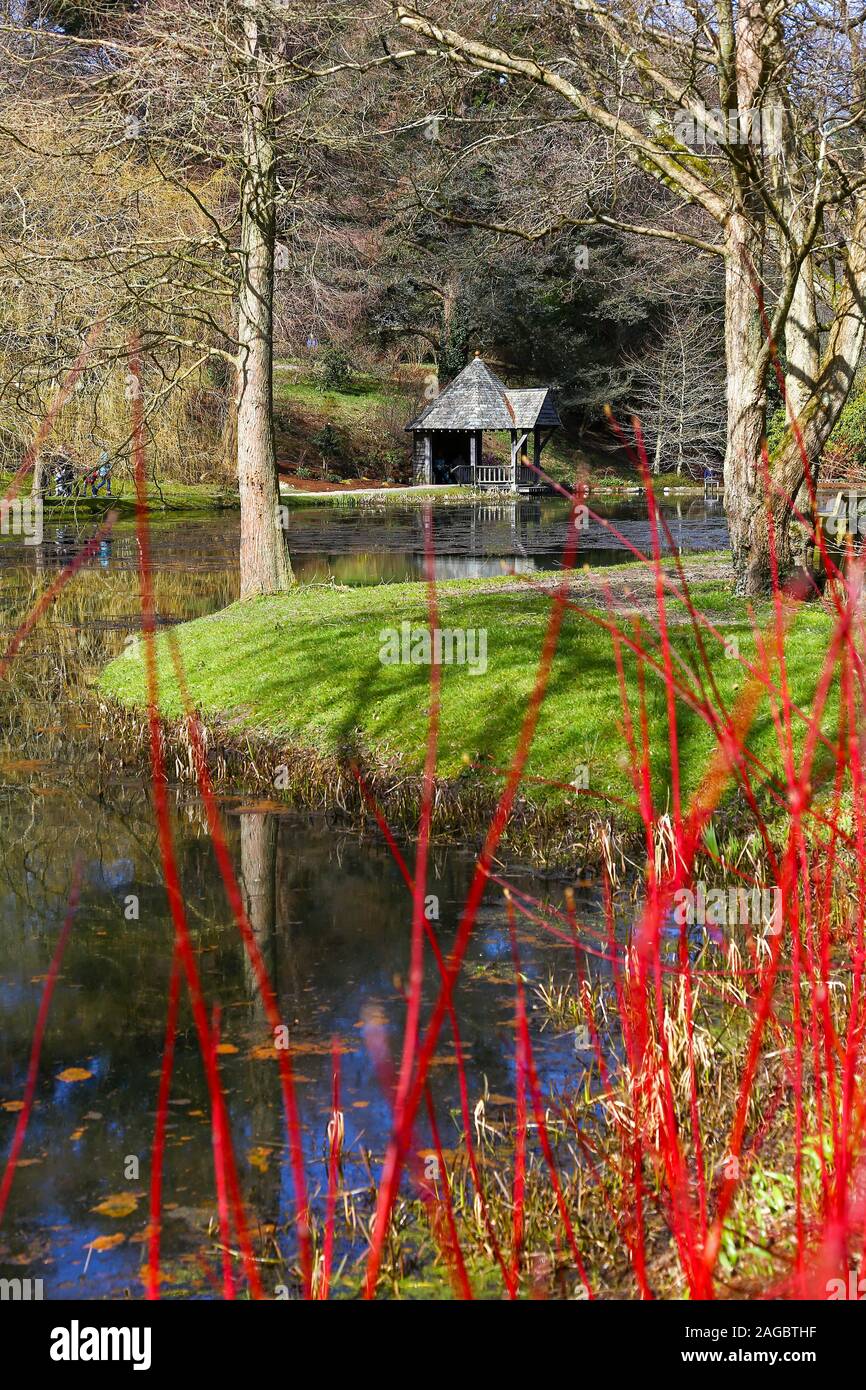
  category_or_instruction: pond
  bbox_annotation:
[0,495,720,1298]
[283,493,729,582]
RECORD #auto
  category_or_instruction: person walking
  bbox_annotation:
[91,448,112,496]
[54,445,75,498]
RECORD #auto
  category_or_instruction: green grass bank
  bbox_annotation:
[100,570,836,855]
[0,476,239,517]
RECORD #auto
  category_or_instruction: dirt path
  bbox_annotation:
[479,556,734,621]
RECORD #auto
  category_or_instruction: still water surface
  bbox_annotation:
[0,497,720,1296]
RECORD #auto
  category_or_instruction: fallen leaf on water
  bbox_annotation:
[245,1045,316,1075]
[91,1193,138,1219]
[69,1128,85,1142]
[137,1267,177,1288]
[215,1043,238,1055]
[87,1234,125,1253]
[248,1146,272,1173]
[56,1067,92,1084]
[1,1100,25,1112]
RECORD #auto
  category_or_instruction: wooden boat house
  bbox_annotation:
[406,354,560,492]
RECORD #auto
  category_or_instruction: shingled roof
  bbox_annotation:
[406,355,560,432]
[505,389,561,429]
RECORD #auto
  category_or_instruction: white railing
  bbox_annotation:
[441,463,543,488]
[475,463,510,487]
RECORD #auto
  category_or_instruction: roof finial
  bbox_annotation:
[474,350,481,358]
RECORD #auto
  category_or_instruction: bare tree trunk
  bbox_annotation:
[783,257,820,422]
[723,212,770,593]
[31,451,46,499]
[779,231,822,578]
[773,209,866,573]
[237,4,292,599]
[720,2,777,593]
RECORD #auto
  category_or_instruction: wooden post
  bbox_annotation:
[533,425,541,484]
[511,431,528,493]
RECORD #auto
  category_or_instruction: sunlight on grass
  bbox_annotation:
[101,574,835,817]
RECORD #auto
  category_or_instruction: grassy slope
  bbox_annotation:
[101,573,834,818]
[273,370,404,481]
[272,365,698,491]
[273,372,398,420]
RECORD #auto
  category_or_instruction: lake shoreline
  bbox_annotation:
[279,480,707,504]
[0,477,241,518]
[90,694,628,870]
